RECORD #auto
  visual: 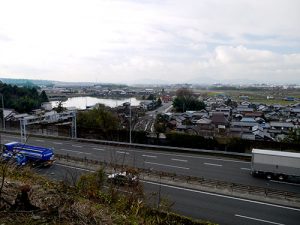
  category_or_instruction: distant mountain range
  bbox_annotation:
[1,77,299,87]
[0,77,54,87]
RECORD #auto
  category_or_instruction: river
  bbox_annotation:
[51,96,141,109]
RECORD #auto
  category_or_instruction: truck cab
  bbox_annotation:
[2,142,55,167]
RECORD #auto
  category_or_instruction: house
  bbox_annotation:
[284,96,295,101]
[269,122,295,132]
[41,102,52,111]
[4,109,14,120]
[9,113,29,121]
[211,112,229,127]
[290,107,300,116]
[196,118,212,125]
[242,130,274,141]
[43,111,60,123]
[191,110,209,119]
[215,106,231,117]
[239,96,249,101]
[140,101,156,110]
[236,107,254,114]
[231,122,258,129]
[161,95,172,103]
[240,117,256,123]
[244,111,263,118]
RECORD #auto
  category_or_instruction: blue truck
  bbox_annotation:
[2,142,55,167]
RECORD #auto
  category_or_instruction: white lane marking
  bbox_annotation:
[142,180,300,212]
[1,134,19,139]
[145,161,189,170]
[127,148,250,164]
[93,147,105,151]
[1,134,249,164]
[204,162,222,167]
[171,158,188,163]
[270,180,300,187]
[72,145,83,148]
[152,152,250,164]
[142,154,157,158]
[235,214,285,225]
[53,142,62,145]
[55,163,95,172]
[117,151,129,155]
[60,149,91,155]
[240,167,251,171]
[35,139,45,142]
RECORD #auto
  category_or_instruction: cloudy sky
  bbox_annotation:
[0,0,299,84]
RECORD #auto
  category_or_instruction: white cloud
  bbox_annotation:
[0,0,299,83]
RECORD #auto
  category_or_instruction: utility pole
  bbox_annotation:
[1,94,5,130]
[71,110,77,139]
[129,98,132,144]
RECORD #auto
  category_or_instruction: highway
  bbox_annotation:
[1,133,300,194]
[143,181,300,225]
[37,163,300,225]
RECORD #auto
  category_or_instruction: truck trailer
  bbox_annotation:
[251,148,300,181]
[2,142,55,167]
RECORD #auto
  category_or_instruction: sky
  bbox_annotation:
[0,0,299,84]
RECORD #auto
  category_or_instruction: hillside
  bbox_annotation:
[0,82,48,113]
[0,166,215,225]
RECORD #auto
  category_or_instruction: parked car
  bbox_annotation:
[107,172,138,186]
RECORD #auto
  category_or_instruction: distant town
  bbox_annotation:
[1,78,300,147]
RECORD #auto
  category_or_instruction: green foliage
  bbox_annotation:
[39,90,49,102]
[283,128,300,144]
[154,113,168,136]
[76,169,106,198]
[226,137,248,153]
[2,164,214,225]
[165,132,220,149]
[147,94,156,100]
[53,101,66,113]
[77,104,120,131]
[173,88,205,112]
[157,97,162,106]
[0,82,49,113]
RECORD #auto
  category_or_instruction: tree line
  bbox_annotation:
[172,88,205,112]
[0,82,49,113]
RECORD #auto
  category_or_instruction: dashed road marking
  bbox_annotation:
[72,145,83,148]
[93,147,105,151]
[171,158,188,163]
[204,162,222,167]
[60,148,91,155]
[55,163,95,172]
[145,161,189,170]
[117,151,129,155]
[240,167,251,171]
[142,154,157,158]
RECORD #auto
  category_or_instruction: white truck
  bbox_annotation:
[251,149,300,181]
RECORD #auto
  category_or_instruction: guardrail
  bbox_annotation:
[55,153,300,205]
[0,130,251,160]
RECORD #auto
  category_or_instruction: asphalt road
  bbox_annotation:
[143,181,300,225]
[37,163,300,225]
[2,133,300,194]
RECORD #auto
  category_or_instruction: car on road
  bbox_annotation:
[107,172,138,186]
